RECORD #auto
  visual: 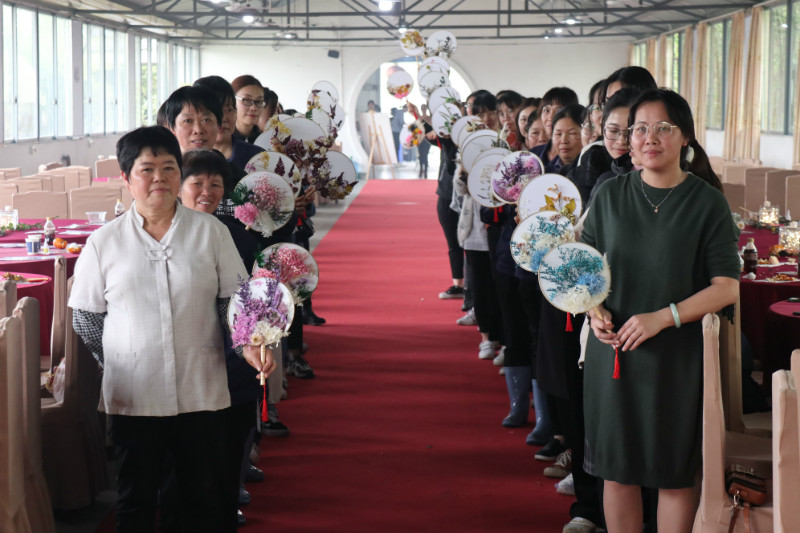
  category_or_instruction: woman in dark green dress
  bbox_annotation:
[580,89,740,532]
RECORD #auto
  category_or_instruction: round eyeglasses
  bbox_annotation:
[603,126,630,141]
[236,96,267,108]
[628,121,678,140]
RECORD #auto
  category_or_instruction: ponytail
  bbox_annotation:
[682,139,722,192]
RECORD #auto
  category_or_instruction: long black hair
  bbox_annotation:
[628,88,721,191]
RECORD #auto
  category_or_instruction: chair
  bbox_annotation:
[744,167,777,214]
[0,281,17,318]
[49,256,67,371]
[0,315,32,532]
[0,167,21,179]
[12,298,55,533]
[786,177,800,220]
[765,170,800,213]
[60,169,82,193]
[772,360,800,532]
[9,177,43,194]
[41,277,108,510]
[11,191,69,220]
[39,171,65,192]
[723,164,751,185]
[742,157,762,166]
[0,182,18,210]
[38,162,63,173]
[68,186,122,219]
[709,156,726,177]
[65,166,92,186]
[95,157,121,179]
[19,175,53,192]
[693,314,773,533]
[722,183,745,214]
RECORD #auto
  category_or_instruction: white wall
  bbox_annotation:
[201,40,629,166]
[0,135,121,176]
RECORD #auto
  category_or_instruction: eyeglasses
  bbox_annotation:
[603,126,630,141]
[628,121,678,140]
[588,103,603,115]
[235,96,267,108]
[581,122,595,134]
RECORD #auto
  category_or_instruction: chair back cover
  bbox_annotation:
[772,368,800,532]
[11,191,69,220]
[68,185,122,219]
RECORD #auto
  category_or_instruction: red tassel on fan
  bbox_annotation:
[565,313,573,332]
[261,384,269,422]
[612,346,620,379]
[493,208,499,223]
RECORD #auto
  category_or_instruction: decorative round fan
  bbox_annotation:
[253,242,319,304]
[490,152,545,204]
[230,172,296,237]
[467,148,511,208]
[517,173,583,224]
[510,212,575,273]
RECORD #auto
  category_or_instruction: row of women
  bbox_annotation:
[425,67,740,533]
[68,74,322,531]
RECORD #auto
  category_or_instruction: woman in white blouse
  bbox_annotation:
[69,126,275,532]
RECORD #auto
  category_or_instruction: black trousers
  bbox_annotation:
[110,410,231,533]
[436,194,464,280]
[465,250,501,341]
[418,140,430,174]
[224,401,257,531]
[495,271,533,367]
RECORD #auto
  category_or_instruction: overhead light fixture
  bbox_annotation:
[543,33,550,39]
[782,22,789,28]
[242,13,255,23]
[564,17,577,25]
[554,27,564,34]
[378,0,395,11]
[284,31,297,39]
[398,23,408,34]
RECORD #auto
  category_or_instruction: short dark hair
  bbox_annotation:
[116,126,182,179]
[264,88,279,114]
[517,97,540,133]
[588,79,605,106]
[603,66,657,102]
[194,75,236,108]
[162,86,223,129]
[496,90,524,111]
[231,74,264,94]
[602,87,641,128]
[552,104,586,130]
[180,149,232,184]
[540,87,579,109]
[470,91,497,115]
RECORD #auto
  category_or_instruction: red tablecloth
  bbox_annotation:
[765,300,800,374]
[0,218,99,245]
[738,227,800,370]
[2,271,54,353]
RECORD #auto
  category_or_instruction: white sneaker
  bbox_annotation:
[478,340,496,359]
[556,473,575,496]
[492,346,505,366]
[499,367,505,375]
[457,309,478,326]
[562,516,601,533]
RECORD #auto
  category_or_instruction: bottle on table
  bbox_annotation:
[742,238,758,275]
[43,217,56,247]
[114,198,125,218]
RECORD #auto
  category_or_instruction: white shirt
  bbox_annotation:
[69,201,247,416]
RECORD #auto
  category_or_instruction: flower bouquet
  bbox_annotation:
[510,213,575,273]
[230,172,296,237]
[244,151,303,197]
[491,152,545,204]
[228,276,295,385]
[252,243,319,304]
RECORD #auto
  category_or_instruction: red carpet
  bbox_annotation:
[243,179,572,532]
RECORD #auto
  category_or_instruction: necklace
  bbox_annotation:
[639,173,683,213]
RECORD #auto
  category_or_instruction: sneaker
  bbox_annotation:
[438,285,465,299]
[556,473,575,496]
[457,309,478,326]
[544,449,572,478]
[499,367,505,375]
[287,355,315,379]
[562,516,602,533]
[478,340,496,359]
[535,437,565,461]
[461,300,470,311]
[261,420,290,437]
[492,347,505,366]
[245,464,264,483]
[237,509,246,527]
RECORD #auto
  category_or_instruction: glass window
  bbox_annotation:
[83,23,105,135]
[38,12,55,138]
[3,4,14,142]
[116,31,128,132]
[55,16,73,137]
[632,42,647,67]
[664,32,682,93]
[105,28,116,133]
[706,20,729,130]
[16,7,37,140]
[762,4,789,133]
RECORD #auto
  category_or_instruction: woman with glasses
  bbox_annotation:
[581,89,738,533]
[231,74,267,144]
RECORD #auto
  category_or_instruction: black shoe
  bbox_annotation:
[303,309,327,326]
[238,486,251,506]
[287,355,315,379]
[245,464,265,483]
[302,341,309,354]
[237,510,246,526]
[461,301,469,312]
[260,420,290,437]
[439,285,465,300]
[534,437,565,461]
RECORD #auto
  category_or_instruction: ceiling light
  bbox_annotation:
[378,0,395,11]
[398,24,408,34]
[554,27,563,34]
[242,13,255,23]
[544,34,550,39]
[284,31,297,39]
[564,18,577,25]
[782,23,789,28]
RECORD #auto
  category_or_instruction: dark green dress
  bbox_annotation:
[580,170,740,489]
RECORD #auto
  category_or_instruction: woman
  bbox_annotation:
[69,126,275,532]
[257,88,280,132]
[582,89,739,532]
[525,113,548,149]
[516,97,540,146]
[550,105,584,169]
[496,90,524,149]
[232,75,267,143]
[533,87,580,171]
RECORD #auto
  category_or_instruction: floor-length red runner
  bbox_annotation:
[243,180,572,532]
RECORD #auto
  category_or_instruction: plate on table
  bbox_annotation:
[518,174,583,224]
[244,152,303,197]
[467,148,511,208]
[490,152,545,205]
[431,103,462,137]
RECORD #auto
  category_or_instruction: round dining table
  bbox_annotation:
[1,271,54,353]
[765,299,800,376]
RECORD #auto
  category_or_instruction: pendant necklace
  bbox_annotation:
[639,173,683,213]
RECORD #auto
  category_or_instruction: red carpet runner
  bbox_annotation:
[244,179,571,532]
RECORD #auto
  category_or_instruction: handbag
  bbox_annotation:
[725,464,767,533]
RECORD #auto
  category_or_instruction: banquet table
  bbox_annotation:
[1,271,54,353]
[0,218,98,245]
[765,300,800,375]
[738,227,800,375]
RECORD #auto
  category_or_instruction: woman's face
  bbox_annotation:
[540,102,563,134]
[124,148,181,214]
[517,106,536,139]
[218,98,237,145]
[629,101,687,174]
[603,106,631,160]
[526,118,547,148]
[476,108,500,131]
[179,173,225,214]
[551,116,582,165]
[170,104,219,153]
[235,84,265,128]
[497,103,517,132]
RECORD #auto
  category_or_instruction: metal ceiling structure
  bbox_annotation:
[33,0,759,43]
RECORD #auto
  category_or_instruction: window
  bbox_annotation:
[3,4,15,141]
[83,24,128,135]
[138,37,167,126]
[706,19,731,130]
[664,32,683,93]
[760,1,800,134]
[632,42,647,67]
[83,24,104,135]
[173,44,200,89]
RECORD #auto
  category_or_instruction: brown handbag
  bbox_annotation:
[726,464,767,533]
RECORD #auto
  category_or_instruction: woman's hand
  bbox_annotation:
[589,305,618,346]
[243,344,277,378]
[616,309,671,352]
[426,131,438,142]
